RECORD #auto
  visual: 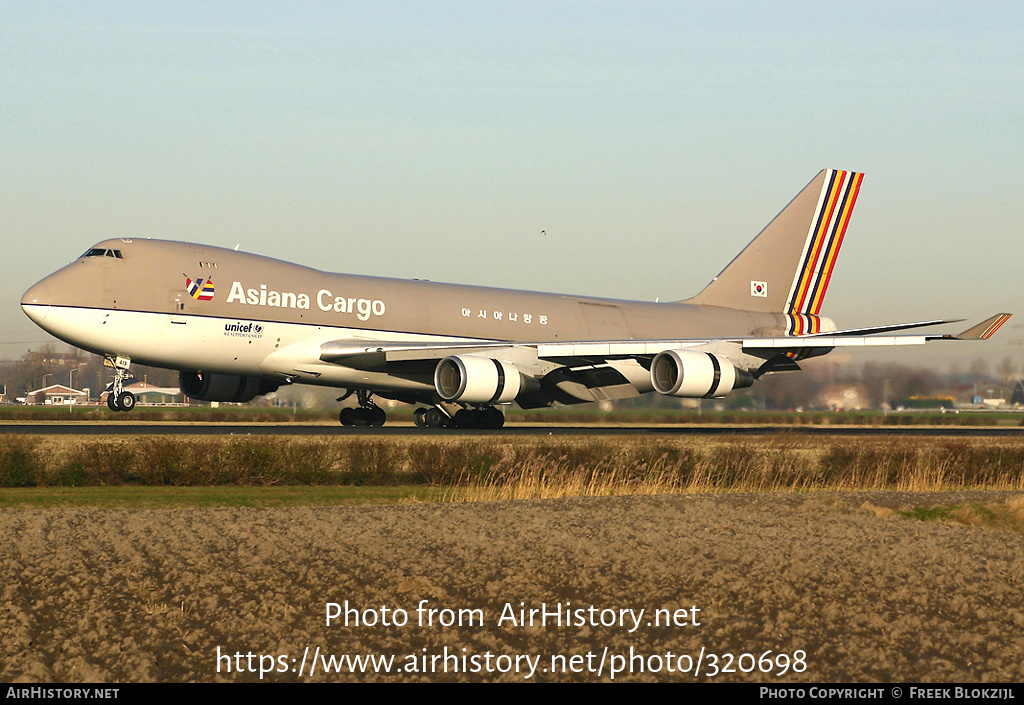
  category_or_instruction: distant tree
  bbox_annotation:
[997,356,1017,383]
[0,345,178,402]
[968,357,991,380]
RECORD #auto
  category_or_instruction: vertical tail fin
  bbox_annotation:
[684,170,863,320]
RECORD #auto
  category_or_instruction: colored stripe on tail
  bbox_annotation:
[786,170,863,316]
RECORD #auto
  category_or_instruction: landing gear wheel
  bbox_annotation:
[107,393,120,412]
[339,392,388,428]
[342,408,369,427]
[485,406,505,429]
[424,408,447,428]
[450,406,504,429]
[453,408,472,428]
[117,391,136,412]
[413,408,428,427]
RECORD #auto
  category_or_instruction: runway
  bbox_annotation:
[2,423,1022,437]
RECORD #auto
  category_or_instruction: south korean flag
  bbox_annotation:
[750,280,768,298]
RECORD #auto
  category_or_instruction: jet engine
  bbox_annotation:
[178,370,280,403]
[434,355,522,404]
[650,349,753,398]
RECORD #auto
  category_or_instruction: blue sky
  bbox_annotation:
[3,1,1023,368]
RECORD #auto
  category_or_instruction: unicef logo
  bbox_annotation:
[222,321,265,338]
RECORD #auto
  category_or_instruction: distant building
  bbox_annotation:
[25,384,88,405]
[100,381,186,406]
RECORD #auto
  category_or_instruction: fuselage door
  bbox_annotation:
[170,292,187,325]
[579,302,631,340]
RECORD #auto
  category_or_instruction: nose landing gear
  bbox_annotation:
[104,355,136,412]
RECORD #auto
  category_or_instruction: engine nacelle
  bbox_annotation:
[179,371,280,403]
[650,349,752,398]
[434,355,522,404]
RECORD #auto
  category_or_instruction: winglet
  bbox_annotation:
[954,313,1012,340]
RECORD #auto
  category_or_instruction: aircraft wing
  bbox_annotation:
[318,314,1012,369]
[802,314,1009,339]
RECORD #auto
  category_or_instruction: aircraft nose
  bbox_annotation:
[22,280,50,322]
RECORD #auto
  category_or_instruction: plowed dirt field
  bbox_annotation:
[2,491,1022,682]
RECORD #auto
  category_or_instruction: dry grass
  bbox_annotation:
[445,438,1024,502]
[2,435,1023,501]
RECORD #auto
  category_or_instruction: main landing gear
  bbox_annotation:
[413,405,505,429]
[338,390,386,427]
[104,355,136,412]
[335,391,506,429]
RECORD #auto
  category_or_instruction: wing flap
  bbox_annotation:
[810,319,961,337]
[536,340,706,359]
[742,335,929,349]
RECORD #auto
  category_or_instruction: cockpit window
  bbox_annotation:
[82,248,123,259]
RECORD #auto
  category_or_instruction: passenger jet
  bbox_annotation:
[21,170,1010,428]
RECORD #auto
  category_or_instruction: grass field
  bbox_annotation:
[2,433,1023,509]
[0,485,445,508]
